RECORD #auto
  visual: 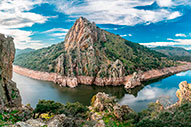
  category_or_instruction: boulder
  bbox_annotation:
[47,114,75,127]
[89,92,134,122]
[125,70,144,89]
[176,81,191,103]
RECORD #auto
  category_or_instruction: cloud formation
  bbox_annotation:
[0,0,52,49]
[140,38,191,48]
[43,28,69,33]
[175,33,187,37]
[51,0,184,26]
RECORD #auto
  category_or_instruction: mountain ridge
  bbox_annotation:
[151,46,191,62]
[14,17,177,87]
[151,46,191,57]
[15,48,35,57]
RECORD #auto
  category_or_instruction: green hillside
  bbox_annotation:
[15,48,35,57]
[152,46,191,62]
[14,17,177,77]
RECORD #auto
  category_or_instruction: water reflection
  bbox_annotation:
[12,70,191,112]
[119,86,177,112]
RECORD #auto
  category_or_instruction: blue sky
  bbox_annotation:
[0,0,191,49]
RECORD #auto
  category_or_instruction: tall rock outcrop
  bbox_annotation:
[0,34,21,107]
[14,17,176,88]
[56,17,125,78]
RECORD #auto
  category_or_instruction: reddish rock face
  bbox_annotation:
[0,34,21,107]
[55,17,125,78]
[14,62,191,89]
[64,17,106,51]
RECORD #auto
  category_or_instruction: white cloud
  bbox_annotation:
[174,0,191,6]
[0,0,54,49]
[167,38,174,41]
[16,41,49,50]
[120,34,127,37]
[52,33,67,37]
[43,28,69,33]
[101,27,125,31]
[175,33,187,37]
[58,36,66,39]
[120,34,132,37]
[50,0,182,26]
[128,34,133,37]
[156,0,173,7]
[140,38,191,47]
[167,11,181,20]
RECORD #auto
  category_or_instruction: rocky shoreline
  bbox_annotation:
[13,62,191,89]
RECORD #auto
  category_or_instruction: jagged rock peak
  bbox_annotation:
[64,17,106,51]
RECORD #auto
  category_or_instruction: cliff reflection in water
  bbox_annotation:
[12,71,191,112]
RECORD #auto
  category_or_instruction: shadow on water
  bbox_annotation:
[51,84,127,106]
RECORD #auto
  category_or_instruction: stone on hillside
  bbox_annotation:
[14,119,45,127]
[125,70,144,89]
[89,92,134,122]
[47,114,75,127]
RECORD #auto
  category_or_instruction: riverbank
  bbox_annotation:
[13,62,191,89]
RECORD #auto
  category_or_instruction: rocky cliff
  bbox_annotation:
[14,17,176,87]
[55,17,125,78]
[0,34,21,107]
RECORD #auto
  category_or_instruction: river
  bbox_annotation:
[12,71,191,112]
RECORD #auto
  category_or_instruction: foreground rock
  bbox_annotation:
[89,92,135,126]
[0,34,21,107]
[176,81,191,104]
[11,92,135,127]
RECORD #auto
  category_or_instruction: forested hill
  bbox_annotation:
[151,46,191,62]
[15,48,35,57]
[14,17,176,78]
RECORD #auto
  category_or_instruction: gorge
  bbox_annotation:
[0,18,191,126]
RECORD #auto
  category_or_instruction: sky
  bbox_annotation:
[0,0,191,50]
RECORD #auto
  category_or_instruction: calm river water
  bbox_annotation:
[12,71,191,112]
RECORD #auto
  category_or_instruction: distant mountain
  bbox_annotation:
[16,48,35,57]
[151,46,191,62]
[152,46,191,57]
[14,17,176,78]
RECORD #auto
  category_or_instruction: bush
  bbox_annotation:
[136,102,191,127]
[59,102,88,118]
[34,100,88,119]
[33,100,63,118]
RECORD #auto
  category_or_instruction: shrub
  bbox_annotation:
[59,102,88,118]
[136,102,191,127]
[33,100,63,118]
